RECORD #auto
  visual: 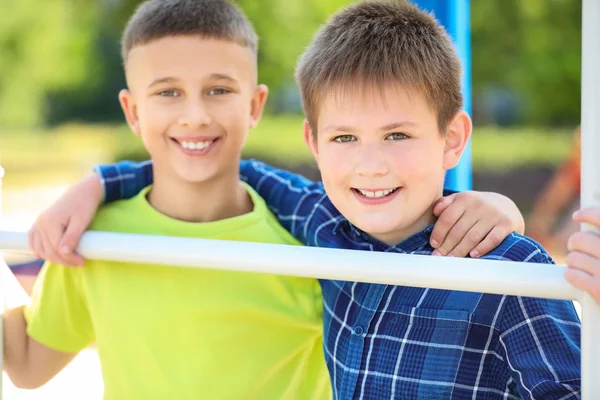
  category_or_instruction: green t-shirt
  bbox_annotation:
[25,184,330,400]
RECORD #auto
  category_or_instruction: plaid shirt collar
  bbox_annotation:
[333,219,435,254]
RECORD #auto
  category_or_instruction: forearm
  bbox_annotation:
[76,173,104,206]
[3,306,34,388]
[3,306,77,389]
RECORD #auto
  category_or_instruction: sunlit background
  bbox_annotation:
[0,0,583,397]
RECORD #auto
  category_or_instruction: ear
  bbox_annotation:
[118,89,141,135]
[442,111,472,170]
[249,84,269,129]
[303,119,319,163]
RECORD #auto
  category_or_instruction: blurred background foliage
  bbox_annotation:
[0,0,582,128]
[471,0,581,126]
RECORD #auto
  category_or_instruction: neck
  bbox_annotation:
[147,169,252,223]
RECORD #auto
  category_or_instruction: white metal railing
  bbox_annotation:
[579,0,600,396]
[0,231,596,398]
[0,230,584,300]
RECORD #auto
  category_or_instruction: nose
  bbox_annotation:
[178,99,212,128]
[354,144,389,177]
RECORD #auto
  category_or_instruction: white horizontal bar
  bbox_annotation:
[0,230,581,301]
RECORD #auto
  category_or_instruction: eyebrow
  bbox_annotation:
[380,121,417,131]
[208,73,237,82]
[323,121,417,133]
[147,73,237,89]
[148,77,179,89]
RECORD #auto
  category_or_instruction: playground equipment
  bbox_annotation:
[415,0,472,192]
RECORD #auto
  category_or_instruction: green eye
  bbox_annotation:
[333,135,356,143]
[386,132,408,140]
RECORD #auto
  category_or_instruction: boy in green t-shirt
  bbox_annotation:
[3,1,330,398]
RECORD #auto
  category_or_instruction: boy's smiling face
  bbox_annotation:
[305,85,471,246]
[119,36,267,185]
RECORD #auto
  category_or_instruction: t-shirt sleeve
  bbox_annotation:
[24,262,94,353]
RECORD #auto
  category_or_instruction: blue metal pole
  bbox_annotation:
[413,0,472,191]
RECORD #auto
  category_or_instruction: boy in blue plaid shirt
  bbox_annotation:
[29,1,581,398]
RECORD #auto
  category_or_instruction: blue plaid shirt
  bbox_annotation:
[97,159,581,399]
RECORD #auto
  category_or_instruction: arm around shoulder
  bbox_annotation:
[95,159,154,203]
[240,159,326,239]
[28,173,104,266]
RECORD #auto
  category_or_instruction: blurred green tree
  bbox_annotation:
[0,0,583,128]
[0,0,99,127]
[471,0,581,126]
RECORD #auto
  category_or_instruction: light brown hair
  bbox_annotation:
[121,0,258,64]
[296,0,463,133]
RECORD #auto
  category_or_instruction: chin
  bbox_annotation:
[184,174,217,184]
[353,215,407,235]
[173,168,217,184]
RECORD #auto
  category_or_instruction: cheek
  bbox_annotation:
[140,101,178,129]
[317,145,351,182]
[395,141,445,175]
[212,97,251,125]
[213,102,241,119]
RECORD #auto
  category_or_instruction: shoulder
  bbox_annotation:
[262,212,303,245]
[244,186,301,245]
[89,197,141,232]
[479,232,554,264]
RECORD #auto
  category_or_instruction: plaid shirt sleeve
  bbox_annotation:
[240,159,325,242]
[94,160,154,203]
[496,251,581,398]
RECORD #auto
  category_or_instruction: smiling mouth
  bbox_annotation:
[171,137,219,153]
[352,187,400,199]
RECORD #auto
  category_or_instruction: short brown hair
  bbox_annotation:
[121,0,258,63]
[296,0,462,133]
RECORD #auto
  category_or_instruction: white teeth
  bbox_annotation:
[180,140,213,150]
[357,188,396,198]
